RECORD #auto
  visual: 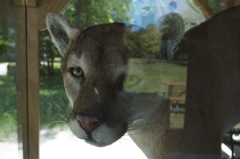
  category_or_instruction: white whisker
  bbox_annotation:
[48,120,66,128]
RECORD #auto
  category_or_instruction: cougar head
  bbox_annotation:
[46,13,184,147]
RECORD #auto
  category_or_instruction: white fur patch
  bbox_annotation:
[68,119,119,146]
[66,92,74,107]
[92,124,119,146]
[79,54,89,76]
[68,119,88,139]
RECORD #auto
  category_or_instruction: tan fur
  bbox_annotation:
[46,7,240,159]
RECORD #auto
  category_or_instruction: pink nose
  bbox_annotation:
[76,114,101,133]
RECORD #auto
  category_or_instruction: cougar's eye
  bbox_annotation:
[68,67,84,78]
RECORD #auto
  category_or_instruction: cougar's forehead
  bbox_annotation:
[64,33,129,80]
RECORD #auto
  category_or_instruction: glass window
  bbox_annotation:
[0,1,25,158]
[38,0,240,159]
[8,0,240,159]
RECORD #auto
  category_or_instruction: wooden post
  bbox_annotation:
[14,4,29,159]
[37,0,72,30]
[14,0,25,6]
[14,0,71,159]
[26,1,72,157]
[26,6,40,159]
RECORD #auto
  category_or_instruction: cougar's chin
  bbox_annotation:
[68,119,127,147]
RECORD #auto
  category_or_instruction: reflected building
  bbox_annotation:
[131,0,206,31]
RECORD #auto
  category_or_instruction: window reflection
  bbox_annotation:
[40,1,187,158]
[40,0,240,159]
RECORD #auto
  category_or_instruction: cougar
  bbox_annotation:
[46,6,240,159]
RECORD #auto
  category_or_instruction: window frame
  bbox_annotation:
[14,1,71,159]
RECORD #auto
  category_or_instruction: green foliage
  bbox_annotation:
[0,112,17,139]
[207,0,222,14]
[125,25,161,59]
[0,24,15,62]
[0,64,69,136]
[39,68,69,127]
[141,25,162,59]
[40,88,69,128]
[63,0,131,28]
[0,71,17,138]
[0,74,17,115]
[39,30,60,76]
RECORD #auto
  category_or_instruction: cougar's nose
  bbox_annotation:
[76,114,101,133]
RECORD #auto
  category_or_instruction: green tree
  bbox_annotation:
[0,24,14,62]
[39,30,59,76]
[124,24,161,60]
[64,0,131,28]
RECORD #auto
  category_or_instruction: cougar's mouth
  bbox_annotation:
[68,114,128,147]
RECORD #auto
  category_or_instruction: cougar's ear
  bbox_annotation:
[157,12,185,59]
[46,13,80,56]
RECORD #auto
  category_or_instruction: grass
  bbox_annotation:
[125,58,187,93]
[39,68,70,129]
[0,64,70,138]
[0,73,17,139]
[170,110,185,129]
[0,58,187,138]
